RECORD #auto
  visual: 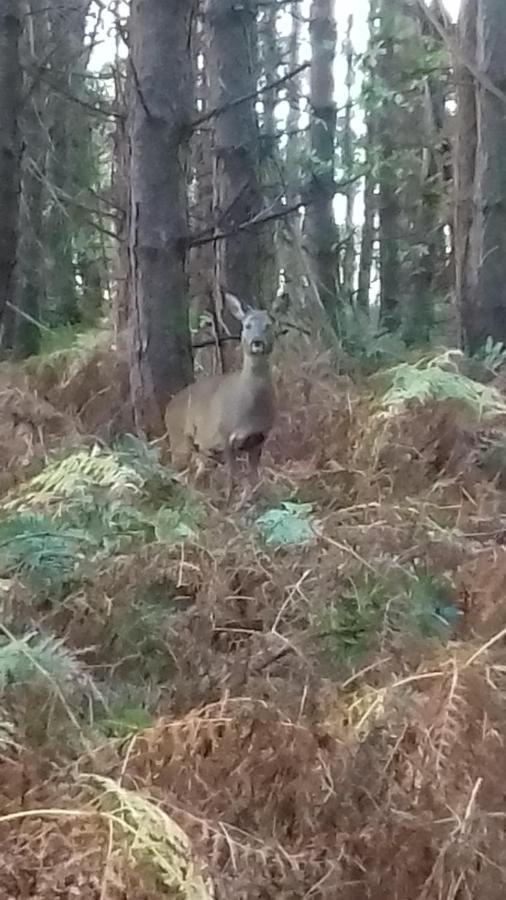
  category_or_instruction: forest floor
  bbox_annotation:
[2,332,506,898]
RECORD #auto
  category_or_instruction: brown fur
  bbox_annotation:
[164,294,276,494]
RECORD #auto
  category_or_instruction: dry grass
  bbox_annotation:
[1,343,506,897]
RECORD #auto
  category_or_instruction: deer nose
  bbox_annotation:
[250,340,265,353]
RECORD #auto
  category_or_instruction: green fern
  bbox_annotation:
[0,440,203,603]
[35,322,110,362]
[473,336,506,373]
[8,439,183,511]
[381,355,506,417]
[0,512,90,595]
[0,629,88,694]
[340,307,407,369]
[255,501,318,545]
[316,570,458,664]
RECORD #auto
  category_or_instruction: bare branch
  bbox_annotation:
[192,61,310,129]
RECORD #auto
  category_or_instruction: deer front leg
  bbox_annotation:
[223,443,239,503]
[247,443,262,490]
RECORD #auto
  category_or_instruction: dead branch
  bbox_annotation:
[192,61,310,129]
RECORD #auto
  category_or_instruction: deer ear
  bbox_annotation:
[224,292,247,322]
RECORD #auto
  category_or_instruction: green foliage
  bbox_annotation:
[381,354,506,417]
[340,307,407,370]
[317,570,458,665]
[98,703,154,739]
[255,501,317,545]
[473,336,506,374]
[2,439,203,597]
[111,595,178,681]
[0,629,87,694]
[0,512,89,596]
[36,323,107,358]
[154,506,200,542]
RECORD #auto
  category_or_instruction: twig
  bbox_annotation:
[191,334,240,350]
[192,62,310,129]
[189,200,304,248]
[5,301,52,334]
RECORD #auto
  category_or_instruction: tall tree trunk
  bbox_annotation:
[129,0,193,434]
[112,59,130,339]
[258,1,280,305]
[341,15,356,304]
[189,8,215,315]
[376,1,401,332]
[281,3,305,305]
[304,0,339,330]
[206,0,265,360]
[356,112,376,313]
[0,0,22,334]
[15,0,49,358]
[285,1,302,199]
[455,0,506,350]
[464,0,506,350]
[46,0,88,324]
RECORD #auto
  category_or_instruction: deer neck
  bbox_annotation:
[241,353,272,381]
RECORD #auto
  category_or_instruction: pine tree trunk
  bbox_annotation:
[341,15,356,304]
[112,61,130,339]
[304,0,339,330]
[356,113,376,313]
[280,3,305,307]
[206,0,265,361]
[0,0,22,333]
[258,2,280,305]
[129,0,193,433]
[189,9,214,315]
[46,0,88,324]
[15,0,49,358]
[457,0,506,351]
[376,2,401,331]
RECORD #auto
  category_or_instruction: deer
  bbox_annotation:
[164,292,277,500]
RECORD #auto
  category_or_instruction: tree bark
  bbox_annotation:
[459,0,506,351]
[341,15,356,304]
[376,1,401,332]
[15,0,50,358]
[258,1,280,306]
[129,0,193,433]
[356,113,376,313]
[206,0,265,360]
[189,9,215,316]
[0,0,22,334]
[112,59,130,339]
[46,0,88,324]
[303,0,339,330]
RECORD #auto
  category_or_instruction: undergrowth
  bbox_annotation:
[2,342,506,898]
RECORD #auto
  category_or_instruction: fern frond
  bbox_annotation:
[7,447,145,509]
[91,776,212,899]
[0,512,88,594]
[381,358,506,417]
[0,629,88,694]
